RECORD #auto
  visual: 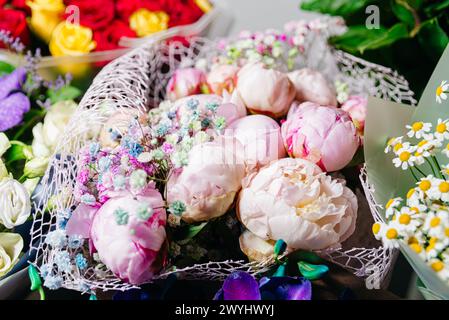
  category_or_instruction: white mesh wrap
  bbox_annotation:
[29,36,414,293]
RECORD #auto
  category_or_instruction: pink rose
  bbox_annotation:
[166,68,208,101]
[224,115,286,170]
[236,62,295,118]
[237,158,357,252]
[167,137,246,223]
[288,68,337,106]
[341,95,368,140]
[90,187,167,285]
[206,64,239,95]
[281,102,360,172]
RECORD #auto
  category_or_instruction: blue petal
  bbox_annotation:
[221,271,261,300]
[259,277,312,300]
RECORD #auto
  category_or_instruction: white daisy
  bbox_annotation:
[428,259,449,281]
[423,210,449,238]
[392,145,416,170]
[427,179,449,202]
[396,206,424,234]
[406,187,425,207]
[407,234,427,260]
[442,143,449,158]
[379,221,405,249]
[442,164,449,178]
[425,236,446,259]
[416,175,438,196]
[385,197,403,218]
[384,136,403,154]
[406,121,432,139]
[436,80,449,104]
[435,119,449,141]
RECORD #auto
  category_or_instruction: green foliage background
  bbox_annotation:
[300,0,449,97]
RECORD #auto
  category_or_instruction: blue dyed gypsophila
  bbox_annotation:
[113,175,127,190]
[128,142,144,158]
[68,235,84,249]
[89,142,100,158]
[187,98,199,110]
[40,264,52,278]
[45,230,68,249]
[54,250,72,273]
[44,275,63,290]
[114,208,129,225]
[206,101,219,112]
[98,156,112,172]
[80,193,96,206]
[169,201,186,216]
[156,123,170,137]
[75,254,88,270]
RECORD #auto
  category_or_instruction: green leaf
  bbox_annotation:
[300,0,375,16]
[175,222,208,240]
[424,0,449,15]
[331,23,410,54]
[391,0,416,29]
[417,19,449,61]
[0,61,15,77]
[297,261,329,281]
[272,263,287,277]
[47,85,81,104]
[273,239,287,258]
[28,265,42,291]
[4,141,33,165]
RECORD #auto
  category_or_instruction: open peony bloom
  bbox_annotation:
[236,62,295,118]
[288,68,337,106]
[224,115,286,170]
[167,137,246,223]
[281,102,360,172]
[341,95,368,140]
[174,94,246,128]
[166,68,208,101]
[237,158,357,252]
[206,64,239,95]
[90,187,167,285]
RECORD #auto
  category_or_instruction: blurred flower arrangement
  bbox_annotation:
[0,0,212,58]
[375,118,449,283]
[34,20,374,300]
[0,32,80,279]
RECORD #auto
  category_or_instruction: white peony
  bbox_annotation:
[32,100,77,158]
[0,233,23,277]
[0,178,31,229]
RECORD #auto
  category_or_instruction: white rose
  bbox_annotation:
[32,100,77,158]
[0,233,23,277]
[0,133,11,157]
[0,178,31,229]
[24,157,49,179]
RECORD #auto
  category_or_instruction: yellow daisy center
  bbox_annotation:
[407,188,415,199]
[418,140,428,147]
[408,237,419,245]
[412,122,423,131]
[410,207,419,213]
[430,217,441,228]
[386,198,395,209]
[414,151,421,157]
[445,228,449,237]
[386,228,398,239]
[399,151,411,161]
[431,261,444,272]
[437,123,447,133]
[436,86,443,97]
[399,214,411,225]
[426,237,437,252]
[393,143,403,152]
[419,180,431,191]
[439,181,449,193]
[372,223,381,235]
[446,143,449,151]
[410,243,422,254]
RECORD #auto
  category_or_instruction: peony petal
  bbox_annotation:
[222,271,261,300]
[65,203,98,238]
[259,276,312,300]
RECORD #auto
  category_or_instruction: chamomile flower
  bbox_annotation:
[427,179,449,202]
[416,176,436,195]
[385,197,403,218]
[442,143,449,158]
[442,164,449,177]
[396,206,424,234]
[393,145,416,170]
[435,119,449,141]
[423,210,449,238]
[372,222,384,241]
[408,234,426,259]
[406,121,432,139]
[428,259,449,281]
[384,136,403,154]
[436,80,449,104]
[405,187,425,207]
[425,236,446,259]
[379,222,402,249]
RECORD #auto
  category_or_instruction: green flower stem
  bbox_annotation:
[409,167,419,182]
[432,156,445,179]
[413,165,427,178]
[38,287,46,300]
[425,157,437,177]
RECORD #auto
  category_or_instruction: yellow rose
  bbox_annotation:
[129,9,169,37]
[27,0,65,43]
[49,22,96,76]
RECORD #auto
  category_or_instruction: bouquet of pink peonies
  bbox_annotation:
[28,18,416,296]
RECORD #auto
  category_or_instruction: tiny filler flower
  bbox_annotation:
[436,80,449,104]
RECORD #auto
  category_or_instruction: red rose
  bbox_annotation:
[93,19,136,51]
[0,8,29,48]
[164,0,203,27]
[64,0,115,31]
[0,0,8,7]
[10,0,31,14]
[115,0,165,21]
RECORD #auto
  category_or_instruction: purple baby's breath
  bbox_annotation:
[0,30,25,53]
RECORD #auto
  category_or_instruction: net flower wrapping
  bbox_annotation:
[29,18,416,294]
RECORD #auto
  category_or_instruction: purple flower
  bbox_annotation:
[0,68,26,100]
[214,271,312,301]
[0,92,31,131]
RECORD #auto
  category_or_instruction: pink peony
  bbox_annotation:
[288,68,337,106]
[166,137,246,223]
[236,62,295,118]
[90,187,167,285]
[341,95,368,140]
[206,63,239,95]
[224,115,286,170]
[166,68,208,101]
[281,102,360,172]
[237,158,357,252]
